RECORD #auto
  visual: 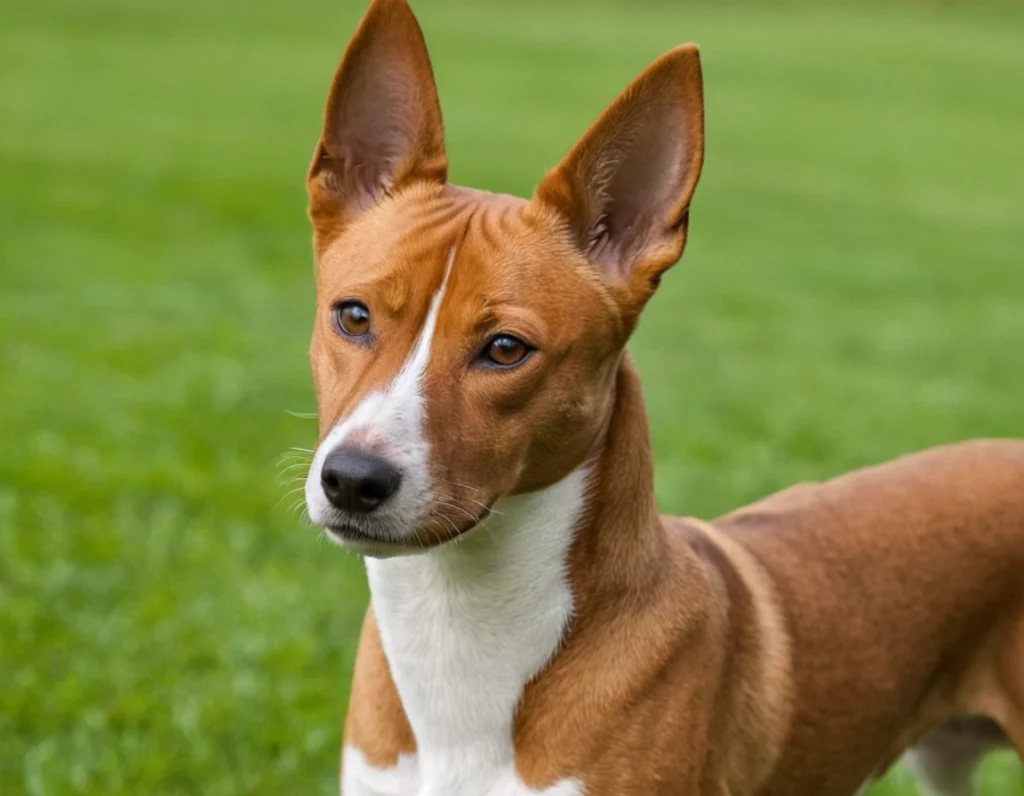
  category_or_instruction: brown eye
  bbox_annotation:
[333,301,370,338]
[482,334,532,368]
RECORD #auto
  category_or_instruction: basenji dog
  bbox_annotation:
[301,1,1024,793]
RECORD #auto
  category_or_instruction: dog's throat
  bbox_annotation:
[363,467,588,775]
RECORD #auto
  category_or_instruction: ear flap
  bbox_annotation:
[533,45,704,315]
[307,0,447,252]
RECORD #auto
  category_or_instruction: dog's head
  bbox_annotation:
[303,0,704,555]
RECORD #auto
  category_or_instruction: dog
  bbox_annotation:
[300,1,1024,793]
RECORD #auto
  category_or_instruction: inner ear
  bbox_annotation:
[533,44,704,308]
[584,94,694,279]
[307,0,447,250]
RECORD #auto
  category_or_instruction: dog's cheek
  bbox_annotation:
[525,357,619,491]
[422,384,517,504]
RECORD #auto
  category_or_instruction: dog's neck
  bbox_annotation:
[362,356,669,787]
[567,357,670,611]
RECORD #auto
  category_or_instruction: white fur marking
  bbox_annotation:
[305,246,456,544]
[343,469,590,795]
[342,747,419,795]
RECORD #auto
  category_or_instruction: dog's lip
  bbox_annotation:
[322,501,496,552]
[323,523,389,544]
[322,522,428,554]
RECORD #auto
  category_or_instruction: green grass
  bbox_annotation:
[2,0,1023,793]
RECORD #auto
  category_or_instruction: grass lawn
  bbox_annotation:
[2,0,1022,793]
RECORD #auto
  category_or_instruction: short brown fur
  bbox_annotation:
[305,1,1024,793]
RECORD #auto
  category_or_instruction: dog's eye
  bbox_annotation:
[333,301,371,338]
[482,334,532,368]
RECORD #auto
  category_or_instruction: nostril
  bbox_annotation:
[361,471,401,501]
[352,466,401,512]
[321,468,340,491]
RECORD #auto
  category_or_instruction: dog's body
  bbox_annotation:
[301,2,1024,794]
[340,369,1024,796]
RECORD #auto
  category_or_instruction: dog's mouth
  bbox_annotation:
[323,523,381,544]
[323,502,495,556]
[322,523,423,558]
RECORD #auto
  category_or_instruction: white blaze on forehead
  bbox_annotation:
[385,243,456,427]
[305,246,457,535]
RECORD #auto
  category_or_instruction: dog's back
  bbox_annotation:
[714,440,1024,794]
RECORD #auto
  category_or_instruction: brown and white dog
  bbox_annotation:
[301,1,1024,793]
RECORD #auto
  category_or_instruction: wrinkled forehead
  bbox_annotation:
[316,185,610,331]
[316,188,459,305]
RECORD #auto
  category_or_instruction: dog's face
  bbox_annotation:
[303,0,703,555]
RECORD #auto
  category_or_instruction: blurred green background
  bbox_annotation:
[2,0,1022,793]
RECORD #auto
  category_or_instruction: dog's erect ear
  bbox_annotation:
[307,0,447,253]
[533,45,704,317]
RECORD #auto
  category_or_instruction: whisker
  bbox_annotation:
[277,455,312,466]
[435,499,479,524]
[277,460,311,473]
[466,496,503,517]
[435,477,505,517]
[436,512,462,541]
[276,464,311,481]
[441,478,481,493]
[277,454,313,469]
[432,499,502,546]
[478,514,499,544]
[272,484,307,513]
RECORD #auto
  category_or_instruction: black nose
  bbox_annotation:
[320,448,403,514]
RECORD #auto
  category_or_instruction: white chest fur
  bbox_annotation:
[341,469,590,796]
